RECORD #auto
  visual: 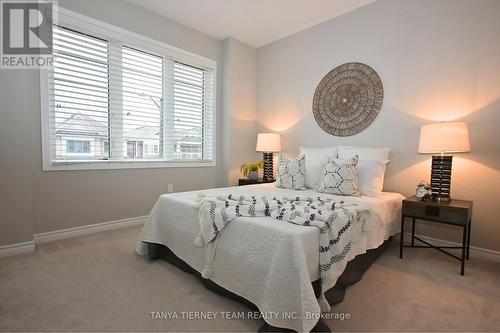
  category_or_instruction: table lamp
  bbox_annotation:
[418,122,470,202]
[256,133,281,182]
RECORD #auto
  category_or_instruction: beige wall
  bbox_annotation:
[256,0,500,251]
[221,38,260,186]
[0,70,34,245]
[2,0,499,254]
[0,0,226,244]
[30,0,224,234]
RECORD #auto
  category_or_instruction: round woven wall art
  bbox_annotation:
[312,62,383,137]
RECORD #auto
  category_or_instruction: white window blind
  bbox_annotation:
[46,24,215,168]
[172,62,214,161]
[50,26,109,161]
[117,46,163,160]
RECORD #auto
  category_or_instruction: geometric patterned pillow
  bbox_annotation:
[318,155,361,196]
[275,154,306,190]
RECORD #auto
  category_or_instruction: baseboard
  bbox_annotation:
[404,232,500,263]
[34,215,148,244]
[3,219,499,264]
[0,241,35,257]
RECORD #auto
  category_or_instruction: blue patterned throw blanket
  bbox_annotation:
[194,193,368,312]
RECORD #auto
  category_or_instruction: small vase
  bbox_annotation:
[248,170,258,181]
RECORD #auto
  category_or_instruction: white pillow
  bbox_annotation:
[338,145,390,161]
[338,146,391,195]
[299,146,338,189]
[357,159,390,195]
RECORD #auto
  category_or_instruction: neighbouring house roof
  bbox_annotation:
[56,112,202,144]
[175,127,202,143]
[124,126,160,140]
[56,113,108,137]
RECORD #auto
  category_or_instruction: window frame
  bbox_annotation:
[40,8,217,171]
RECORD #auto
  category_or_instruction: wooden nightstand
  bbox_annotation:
[238,178,274,186]
[399,195,473,275]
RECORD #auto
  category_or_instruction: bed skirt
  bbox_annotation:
[146,236,392,332]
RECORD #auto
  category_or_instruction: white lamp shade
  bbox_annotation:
[256,133,281,152]
[418,122,470,154]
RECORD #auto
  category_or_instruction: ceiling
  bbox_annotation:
[126,0,375,48]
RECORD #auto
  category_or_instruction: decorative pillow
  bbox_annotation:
[299,146,338,189]
[338,145,390,161]
[357,159,390,195]
[276,154,306,190]
[318,155,361,196]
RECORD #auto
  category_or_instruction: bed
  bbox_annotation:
[136,183,404,332]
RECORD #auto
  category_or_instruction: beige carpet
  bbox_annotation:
[1,225,499,332]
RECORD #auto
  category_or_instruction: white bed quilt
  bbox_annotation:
[136,183,404,332]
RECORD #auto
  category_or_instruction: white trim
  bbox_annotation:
[40,7,217,171]
[43,160,216,171]
[40,68,52,168]
[404,232,500,263]
[0,215,147,257]
[0,241,35,258]
[56,8,216,69]
[34,215,148,243]
[2,223,499,264]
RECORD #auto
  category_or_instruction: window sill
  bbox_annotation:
[42,159,216,171]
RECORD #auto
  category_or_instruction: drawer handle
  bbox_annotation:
[425,206,440,217]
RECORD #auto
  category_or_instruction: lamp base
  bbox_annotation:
[262,152,275,182]
[430,155,452,202]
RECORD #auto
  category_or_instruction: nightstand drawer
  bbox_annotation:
[238,178,274,186]
[403,201,469,225]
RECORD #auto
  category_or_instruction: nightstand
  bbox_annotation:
[399,195,473,275]
[238,178,274,186]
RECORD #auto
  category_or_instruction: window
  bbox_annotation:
[126,140,144,159]
[146,143,159,155]
[121,46,163,160]
[51,27,109,161]
[66,140,91,154]
[177,143,202,160]
[172,62,208,160]
[42,12,216,171]
[103,141,109,154]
